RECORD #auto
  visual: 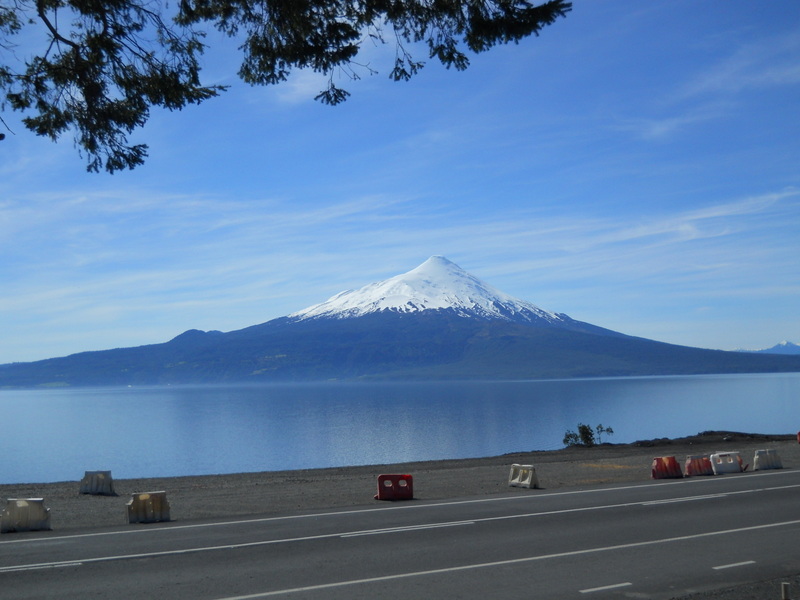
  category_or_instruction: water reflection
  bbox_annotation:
[0,373,797,483]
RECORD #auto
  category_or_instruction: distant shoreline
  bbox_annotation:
[1,429,794,486]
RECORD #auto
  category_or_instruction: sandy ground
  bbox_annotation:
[2,431,798,598]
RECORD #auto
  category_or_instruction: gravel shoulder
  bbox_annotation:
[2,430,798,599]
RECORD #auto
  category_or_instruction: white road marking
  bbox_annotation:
[2,470,798,546]
[642,493,728,505]
[0,522,474,572]
[3,511,795,577]
[580,582,633,593]
[3,480,800,573]
[340,520,474,537]
[1,562,83,573]
[713,560,756,570]
[0,491,758,569]
[213,519,800,599]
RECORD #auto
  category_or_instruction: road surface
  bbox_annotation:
[2,469,799,599]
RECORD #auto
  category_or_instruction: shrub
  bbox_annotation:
[563,423,614,447]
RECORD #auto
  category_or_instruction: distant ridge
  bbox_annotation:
[737,341,800,355]
[2,257,799,387]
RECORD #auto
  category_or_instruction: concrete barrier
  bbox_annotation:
[126,491,171,524]
[1,498,52,533]
[753,449,783,471]
[508,464,539,489]
[684,455,714,477]
[710,452,743,475]
[79,470,116,496]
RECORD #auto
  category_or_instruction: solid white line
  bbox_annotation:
[713,560,756,570]
[0,522,475,572]
[213,519,800,599]
[580,582,632,593]
[3,470,798,546]
[4,481,800,570]
[0,499,668,572]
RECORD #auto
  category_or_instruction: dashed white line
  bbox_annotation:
[214,519,800,599]
[713,560,756,570]
[580,582,633,593]
[642,493,728,505]
[1,562,83,573]
[341,520,474,537]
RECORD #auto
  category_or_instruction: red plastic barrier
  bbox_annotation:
[651,456,683,479]
[684,455,714,477]
[374,474,414,501]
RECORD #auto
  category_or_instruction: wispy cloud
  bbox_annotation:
[3,2,799,362]
[611,102,733,140]
[677,29,800,100]
[3,181,797,361]
[608,27,800,142]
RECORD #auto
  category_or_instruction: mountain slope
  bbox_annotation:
[2,257,799,387]
[292,255,564,323]
[289,255,621,337]
[754,341,800,355]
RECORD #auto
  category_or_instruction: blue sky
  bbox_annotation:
[1,1,799,364]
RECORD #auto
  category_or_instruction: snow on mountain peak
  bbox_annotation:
[760,341,800,355]
[290,256,564,324]
[734,340,800,355]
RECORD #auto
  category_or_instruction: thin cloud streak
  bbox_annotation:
[676,28,800,100]
[2,1,798,363]
[3,183,797,361]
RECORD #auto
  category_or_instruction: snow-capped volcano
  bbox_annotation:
[290,256,567,325]
[5,256,800,387]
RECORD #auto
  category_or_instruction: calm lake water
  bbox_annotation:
[2,373,799,484]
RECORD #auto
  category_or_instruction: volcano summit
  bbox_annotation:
[292,255,564,323]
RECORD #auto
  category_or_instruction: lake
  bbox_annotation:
[2,372,799,484]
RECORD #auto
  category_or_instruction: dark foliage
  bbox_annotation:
[563,423,614,447]
[0,0,571,172]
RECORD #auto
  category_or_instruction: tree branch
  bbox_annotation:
[35,1,80,51]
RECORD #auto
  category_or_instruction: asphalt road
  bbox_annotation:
[2,470,800,599]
